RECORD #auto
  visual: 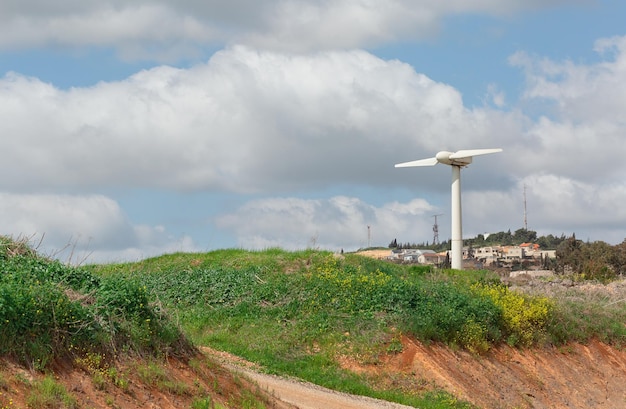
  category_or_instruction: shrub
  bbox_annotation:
[307,257,395,313]
[457,318,490,354]
[402,280,502,350]
[472,283,553,347]
[0,278,93,368]
[0,236,193,368]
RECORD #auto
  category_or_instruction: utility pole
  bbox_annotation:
[367,225,371,248]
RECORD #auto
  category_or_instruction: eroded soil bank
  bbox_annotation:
[346,337,626,409]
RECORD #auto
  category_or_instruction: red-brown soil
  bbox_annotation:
[2,336,626,408]
[0,354,296,409]
[340,336,626,409]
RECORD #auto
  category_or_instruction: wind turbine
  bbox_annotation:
[395,149,502,270]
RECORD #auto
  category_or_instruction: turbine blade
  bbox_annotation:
[449,148,502,159]
[394,157,438,167]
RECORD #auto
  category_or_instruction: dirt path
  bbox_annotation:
[238,369,414,409]
[202,347,413,409]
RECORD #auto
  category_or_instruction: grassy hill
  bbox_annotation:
[88,248,626,407]
[0,237,284,408]
[3,237,626,408]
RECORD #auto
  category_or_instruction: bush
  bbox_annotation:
[0,276,93,368]
[402,280,502,351]
[472,283,553,347]
[0,236,193,368]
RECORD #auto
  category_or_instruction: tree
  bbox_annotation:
[581,240,617,280]
[612,239,626,276]
[556,235,583,274]
[556,236,617,280]
[537,234,565,250]
[514,228,537,243]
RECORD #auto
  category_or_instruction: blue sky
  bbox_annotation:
[1,0,626,263]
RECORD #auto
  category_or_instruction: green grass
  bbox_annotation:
[87,250,519,407]
[92,248,625,407]
[0,236,193,369]
[26,376,77,409]
[5,237,626,409]
[135,360,191,395]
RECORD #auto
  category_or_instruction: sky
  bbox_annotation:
[1,0,626,264]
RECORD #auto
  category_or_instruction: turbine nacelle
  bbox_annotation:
[435,151,471,166]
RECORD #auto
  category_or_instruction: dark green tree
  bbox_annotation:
[613,239,626,276]
[514,228,537,243]
[556,235,584,274]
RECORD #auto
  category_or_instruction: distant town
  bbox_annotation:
[386,243,555,270]
[380,229,626,279]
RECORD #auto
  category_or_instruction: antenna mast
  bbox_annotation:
[523,184,528,230]
[432,214,443,245]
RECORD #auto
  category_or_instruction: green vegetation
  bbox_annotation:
[555,235,626,280]
[471,284,553,347]
[26,376,77,409]
[4,235,626,408]
[135,359,191,395]
[90,248,594,407]
[0,236,192,369]
[390,227,558,252]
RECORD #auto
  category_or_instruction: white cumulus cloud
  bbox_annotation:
[0,193,197,264]
[0,47,506,195]
[216,196,437,250]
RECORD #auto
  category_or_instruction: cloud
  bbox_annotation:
[0,46,506,195]
[506,37,626,185]
[0,193,197,264]
[511,35,626,122]
[0,0,575,57]
[464,174,626,245]
[215,33,626,250]
[216,195,437,250]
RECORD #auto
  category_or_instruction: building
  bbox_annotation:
[473,246,502,265]
[418,252,442,265]
[520,242,540,257]
[501,246,524,261]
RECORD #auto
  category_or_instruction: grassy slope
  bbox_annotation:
[0,238,279,409]
[90,248,604,408]
[4,240,626,408]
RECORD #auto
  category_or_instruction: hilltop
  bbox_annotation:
[0,237,292,408]
[2,237,626,408]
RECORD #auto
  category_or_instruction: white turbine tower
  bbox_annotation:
[395,149,502,270]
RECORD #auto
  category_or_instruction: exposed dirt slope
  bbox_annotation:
[3,336,626,409]
[0,355,296,409]
[205,340,626,409]
[209,337,626,409]
[383,337,626,409]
